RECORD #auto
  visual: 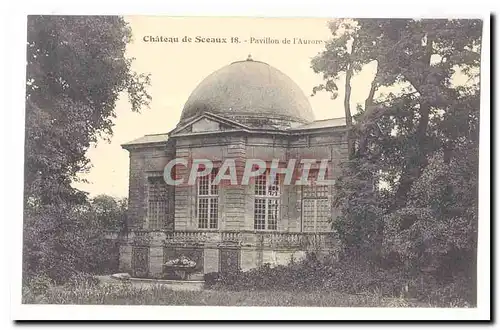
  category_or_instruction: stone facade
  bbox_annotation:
[117,123,347,278]
[116,58,348,278]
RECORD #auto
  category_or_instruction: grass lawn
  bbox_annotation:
[22,281,430,307]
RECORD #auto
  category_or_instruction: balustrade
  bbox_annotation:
[105,228,332,249]
[160,230,332,249]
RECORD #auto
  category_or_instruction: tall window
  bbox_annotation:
[147,176,168,230]
[198,169,218,229]
[254,171,280,230]
[302,171,331,232]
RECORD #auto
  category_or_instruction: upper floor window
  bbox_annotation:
[197,169,218,229]
[147,176,168,230]
[254,171,280,230]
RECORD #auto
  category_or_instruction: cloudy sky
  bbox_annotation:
[72,16,377,198]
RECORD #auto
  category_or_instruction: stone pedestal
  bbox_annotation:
[118,245,132,273]
[203,248,219,273]
[149,246,164,278]
[240,249,258,271]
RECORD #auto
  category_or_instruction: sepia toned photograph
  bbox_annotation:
[16,12,489,320]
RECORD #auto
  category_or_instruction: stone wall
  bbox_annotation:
[168,131,347,233]
[121,127,347,277]
[124,129,347,232]
[126,140,175,229]
[117,229,340,277]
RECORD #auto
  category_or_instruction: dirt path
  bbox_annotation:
[96,275,205,291]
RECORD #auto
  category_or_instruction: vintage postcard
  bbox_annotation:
[12,10,490,321]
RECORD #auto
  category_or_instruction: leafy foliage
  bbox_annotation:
[23,15,150,283]
[23,195,126,283]
[23,278,434,307]
[89,194,128,232]
[25,16,150,205]
[313,18,482,304]
[204,253,471,306]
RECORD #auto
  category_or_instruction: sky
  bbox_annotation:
[72,16,378,198]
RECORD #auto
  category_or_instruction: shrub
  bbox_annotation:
[64,272,100,289]
[22,279,427,306]
[204,272,221,287]
[23,274,55,296]
[204,253,473,307]
[204,256,337,292]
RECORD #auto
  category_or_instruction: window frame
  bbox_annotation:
[302,197,331,232]
[254,171,281,231]
[197,169,219,230]
[147,176,168,230]
[301,170,331,233]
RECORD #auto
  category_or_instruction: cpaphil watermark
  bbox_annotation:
[163,158,334,186]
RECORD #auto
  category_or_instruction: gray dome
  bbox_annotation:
[180,57,315,127]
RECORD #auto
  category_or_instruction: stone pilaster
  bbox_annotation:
[149,246,164,278]
[118,245,132,273]
[240,249,258,271]
[203,248,219,273]
[174,148,191,230]
[222,137,247,231]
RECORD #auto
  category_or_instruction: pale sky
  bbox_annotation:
[72,16,377,198]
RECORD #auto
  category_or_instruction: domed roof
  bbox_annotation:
[180,56,315,127]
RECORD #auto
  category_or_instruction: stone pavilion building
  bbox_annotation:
[117,56,348,279]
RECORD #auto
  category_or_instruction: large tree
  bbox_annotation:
[23,16,150,282]
[313,19,482,301]
[311,19,380,158]
[25,15,150,205]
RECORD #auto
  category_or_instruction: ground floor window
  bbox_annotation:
[302,198,331,232]
[301,174,331,232]
[147,177,168,230]
[254,172,280,230]
[254,198,279,230]
[198,169,219,229]
[198,197,218,229]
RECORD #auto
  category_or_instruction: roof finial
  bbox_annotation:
[246,54,253,61]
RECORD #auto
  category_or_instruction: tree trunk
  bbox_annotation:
[344,60,355,159]
[358,66,379,157]
[393,35,434,210]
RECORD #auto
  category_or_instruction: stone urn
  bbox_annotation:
[164,255,197,280]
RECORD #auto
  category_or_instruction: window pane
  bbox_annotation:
[254,198,266,230]
[209,197,218,229]
[267,199,279,230]
[255,174,267,196]
[316,198,331,231]
[198,198,209,229]
[302,199,316,232]
[210,171,218,195]
[148,177,167,230]
[254,171,280,230]
[268,173,280,196]
[198,175,209,196]
[303,184,329,198]
[302,169,329,198]
[198,169,218,229]
[316,185,329,198]
[302,198,331,232]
